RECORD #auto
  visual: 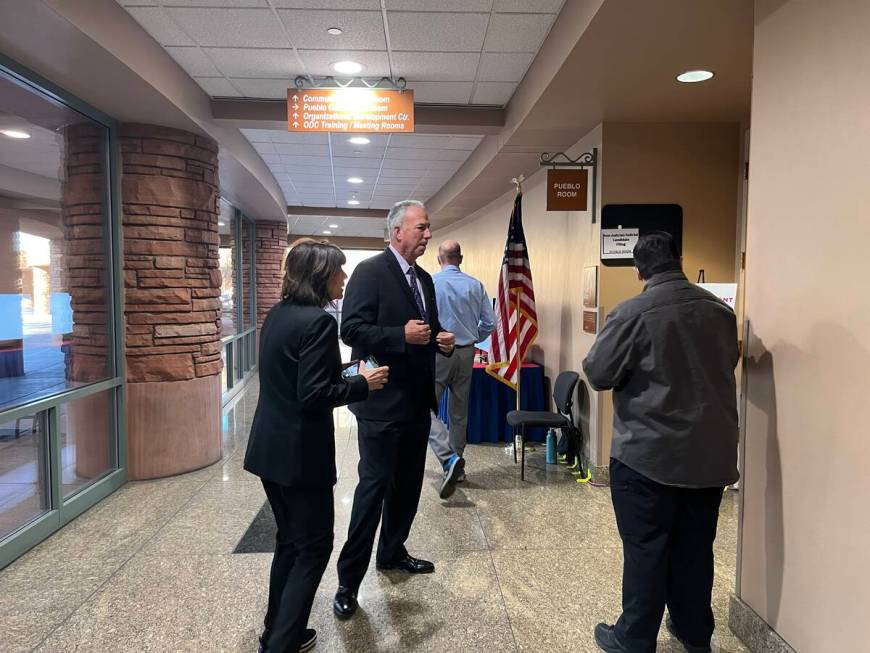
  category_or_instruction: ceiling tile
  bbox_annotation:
[376,167,427,178]
[380,159,433,170]
[386,148,469,161]
[167,8,290,48]
[392,52,480,82]
[387,13,488,52]
[471,81,517,105]
[127,7,195,46]
[385,0,493,10]
[404,81,473,104]
[255,130,329,144]
[330,144,388,158]
[388,134,458,149]
[162,0,267,5]
[260,154,283,165]
[274,143,331,156]
[483,13,555,52]
[332,156,384,169]
[203,48,297,77]
[493,0,564,12]
[477,52,535,82]
[165,47,223,76]
[279,156,332,168]
[296,49,390,77]
[448,135,484,150]
[231,78,294,98]
[273,0,380,7]
[194,77,242,97]
[277,10,386,50]
[282,165,333,175]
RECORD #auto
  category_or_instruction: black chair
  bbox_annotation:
[506,370,583,480]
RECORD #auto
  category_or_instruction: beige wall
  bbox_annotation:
[597,122,741,461]
[423,126,605,461]
[738,2,870,651]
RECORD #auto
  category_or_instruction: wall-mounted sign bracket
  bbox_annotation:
[294,75,408,91]
[539,147,598,223]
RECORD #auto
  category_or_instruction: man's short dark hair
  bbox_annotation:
[633,231,681,280]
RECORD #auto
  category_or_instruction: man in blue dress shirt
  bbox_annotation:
[428,240,496,499]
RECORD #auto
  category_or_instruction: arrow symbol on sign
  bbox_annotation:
[293,122,299,128]
[293,112,298,119]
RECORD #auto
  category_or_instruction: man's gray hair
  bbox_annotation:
[387,200,426,234]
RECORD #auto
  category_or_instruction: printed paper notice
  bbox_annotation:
[601,228,639,260]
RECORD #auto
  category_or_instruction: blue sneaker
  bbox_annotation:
[439,454,465,499]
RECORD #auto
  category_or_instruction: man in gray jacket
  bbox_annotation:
[583,232,739,653]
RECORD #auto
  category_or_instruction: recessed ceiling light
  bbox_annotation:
[347,177,363,184]
[676,70,714,83]
[218,222,225,226]
[323,230,332,235]
[1,129,31,139]
[332,60,362,75]
[327,27,343,35]
[329,224,339,229]
[347,200,361,205]
[348,136,370,145]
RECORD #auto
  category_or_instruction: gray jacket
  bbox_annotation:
[582,270,739,488]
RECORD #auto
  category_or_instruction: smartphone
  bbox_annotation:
[341,355,380,378]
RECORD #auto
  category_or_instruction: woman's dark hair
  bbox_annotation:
[632,231,682,280]
[281,238,346,306]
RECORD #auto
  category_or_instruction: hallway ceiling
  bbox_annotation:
[241,129,483,210]
[118,0,565,106]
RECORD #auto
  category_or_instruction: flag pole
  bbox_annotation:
[514,286,522,412]
[510,174,524,412]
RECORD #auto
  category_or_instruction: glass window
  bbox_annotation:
[241,218,253,330]
[0,68,112,412]
[0,411,49,540]
[218,199,235,338]
[59,389,114,499]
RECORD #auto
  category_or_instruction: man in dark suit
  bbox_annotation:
[333,200,454,618]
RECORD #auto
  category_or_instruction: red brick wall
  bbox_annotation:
[120,124,223,382]
[254,222,287,328]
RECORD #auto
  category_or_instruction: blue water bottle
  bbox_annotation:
[545,429,557,464]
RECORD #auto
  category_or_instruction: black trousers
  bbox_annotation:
[261,480,333,653]
[610,459,724,653]
[336,413,430,590]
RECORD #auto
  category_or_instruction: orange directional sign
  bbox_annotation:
[287,88,415,133]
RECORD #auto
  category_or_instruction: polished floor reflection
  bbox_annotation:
[0,378,747,652]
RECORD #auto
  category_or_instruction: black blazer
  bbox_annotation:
[244,301,368,488]
[340,248,448,422]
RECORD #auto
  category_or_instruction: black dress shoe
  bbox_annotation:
[376,554,435,574]
[666,616,712,653]
[333,586,358,619]
[593,623,629,652]
[258,628,316,653]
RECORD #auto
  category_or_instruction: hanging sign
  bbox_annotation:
[601,227,639,260]
[546,169,588,211]
[287,88,414,133]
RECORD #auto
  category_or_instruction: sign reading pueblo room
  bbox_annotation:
[287,88,415,133]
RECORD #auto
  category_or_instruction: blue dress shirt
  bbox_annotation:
[432,265,496,346]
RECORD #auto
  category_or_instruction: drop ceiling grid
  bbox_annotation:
[241,127,481,212]
[120,1,566,105]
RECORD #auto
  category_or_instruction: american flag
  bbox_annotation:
[486,192,538,390]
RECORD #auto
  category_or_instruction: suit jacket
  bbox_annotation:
[244,301,368,488]
[340,248,447,422]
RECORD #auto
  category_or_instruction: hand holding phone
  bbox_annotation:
[358,358,389,391]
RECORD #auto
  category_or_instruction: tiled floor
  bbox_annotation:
[0,378,748,652]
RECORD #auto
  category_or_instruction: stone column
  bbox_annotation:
[121,124,222,480]
[254,221,287,329]
[62,123,112,479]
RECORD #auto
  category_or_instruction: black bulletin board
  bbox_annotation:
[600,204,683,267]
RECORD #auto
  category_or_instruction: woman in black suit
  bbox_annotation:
[244,238,388,653]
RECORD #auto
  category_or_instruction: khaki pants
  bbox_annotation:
[428,345,475,467]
